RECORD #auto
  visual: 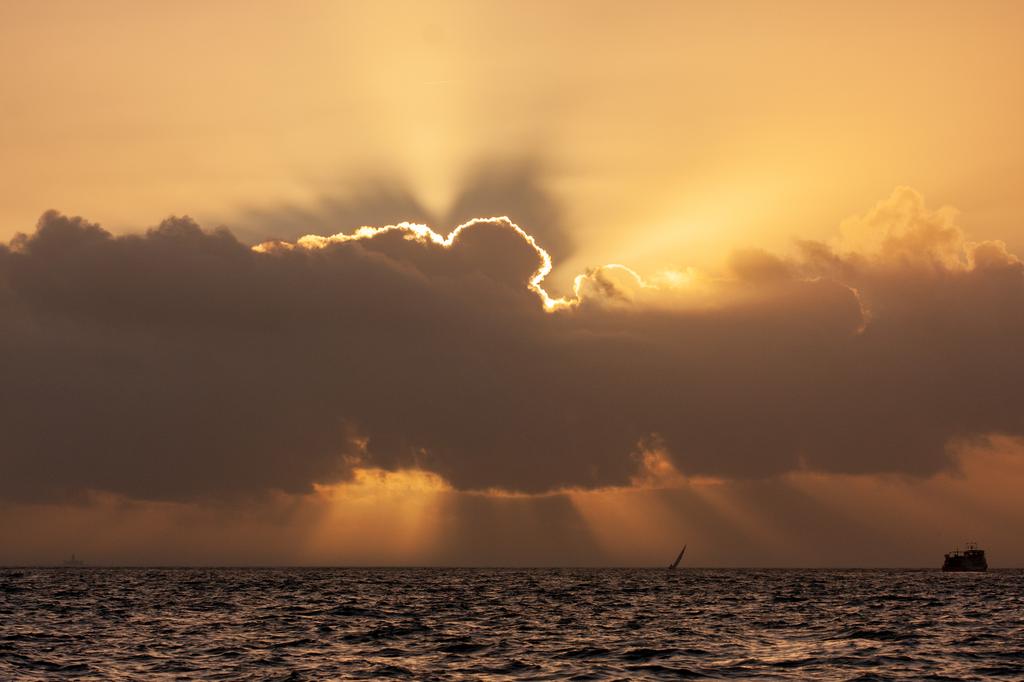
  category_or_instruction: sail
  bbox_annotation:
[668,544,687,569]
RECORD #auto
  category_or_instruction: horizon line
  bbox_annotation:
[4,564,1020,570]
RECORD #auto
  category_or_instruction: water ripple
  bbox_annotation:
[1,568,1022,679]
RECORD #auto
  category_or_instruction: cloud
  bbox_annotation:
[228,157,573,264]
[5,439,1024,567]
[1,187,1022,502]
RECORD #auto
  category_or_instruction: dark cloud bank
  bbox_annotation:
[1,188,1022,502]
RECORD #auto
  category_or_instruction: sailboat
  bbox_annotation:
[668,545,686,569]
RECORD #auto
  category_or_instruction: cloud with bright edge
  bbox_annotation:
[1,187,1023,504]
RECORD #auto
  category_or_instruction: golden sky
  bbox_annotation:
[2,2,1023,566]
[2,1,1023,279]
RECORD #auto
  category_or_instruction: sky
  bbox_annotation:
[1,1,1023,566]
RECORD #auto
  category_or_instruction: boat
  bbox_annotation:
[62,553,85,567]
[668,545,686,569]
[942,542,987,572]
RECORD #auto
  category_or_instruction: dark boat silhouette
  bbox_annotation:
[942,542,987,572]
[668,545,686,569]
[62,553,85,567]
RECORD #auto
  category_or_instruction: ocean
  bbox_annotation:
[2,568,1022,680]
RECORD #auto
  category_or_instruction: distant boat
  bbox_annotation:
[668,545,686,569]
[62,554,85,567]
[942,542,987,572]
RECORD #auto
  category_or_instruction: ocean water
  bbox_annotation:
[2,568,1022,680]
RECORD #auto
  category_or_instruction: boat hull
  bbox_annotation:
[942,563,987,572]
[942,551,987,572]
